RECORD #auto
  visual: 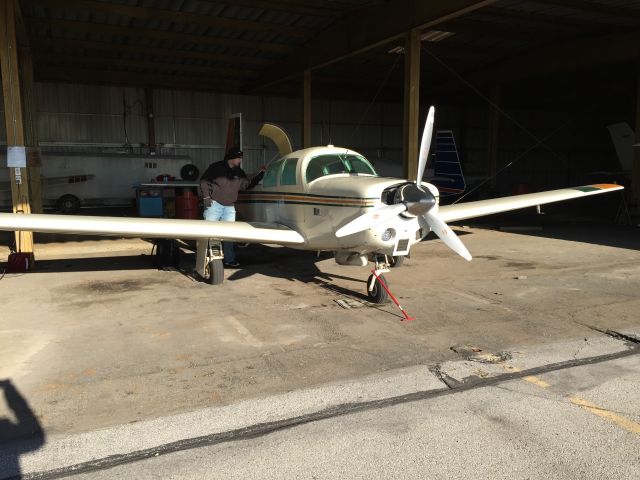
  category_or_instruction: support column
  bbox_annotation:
[488,84,501,189]
[145,87,156,155]
[632,70,640,214]
[1,0,33,254]
[20,45,42,213]
[402,29,420,179]
[302,70,311,148]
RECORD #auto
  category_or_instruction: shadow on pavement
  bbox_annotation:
[0,380,45,480]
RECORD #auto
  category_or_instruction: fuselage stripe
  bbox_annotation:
[238,191,377,208]
[239,190,378,201]
[237,199,375,208]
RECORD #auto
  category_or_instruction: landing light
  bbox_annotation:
[381,228,396,242]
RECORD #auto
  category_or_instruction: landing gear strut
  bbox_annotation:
[367,255,391,303]
[389,255,405,268]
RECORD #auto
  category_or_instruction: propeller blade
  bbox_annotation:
[336,204,407,238]
[423,211,472,261]
[416,106,435,185]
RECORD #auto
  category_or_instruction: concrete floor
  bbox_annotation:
[0,219,638,461]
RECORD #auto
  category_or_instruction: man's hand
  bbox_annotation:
[260,165,267,172]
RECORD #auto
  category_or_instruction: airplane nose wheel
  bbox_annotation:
[367,255,391,303]
[367,273,389,303]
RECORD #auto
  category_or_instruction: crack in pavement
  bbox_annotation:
[575,323,640,347]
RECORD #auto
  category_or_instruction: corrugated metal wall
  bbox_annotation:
[27,83,407,179]
[1,81,619,198]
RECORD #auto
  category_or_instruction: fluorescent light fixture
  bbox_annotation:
[421,30,455,42]
[387,30,455,54]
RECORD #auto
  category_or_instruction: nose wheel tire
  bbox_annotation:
[367,273,389,304]
[204,259,224,285]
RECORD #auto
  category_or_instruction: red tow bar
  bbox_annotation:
[370,269,415,321]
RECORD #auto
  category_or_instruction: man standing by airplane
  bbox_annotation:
[199,149,265,267]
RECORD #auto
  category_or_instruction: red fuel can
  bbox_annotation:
[175,190,199,219]
[7,252,32,272]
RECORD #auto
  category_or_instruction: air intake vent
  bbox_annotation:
[394,239,410,255]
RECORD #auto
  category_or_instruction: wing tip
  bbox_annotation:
[588,183,624,190]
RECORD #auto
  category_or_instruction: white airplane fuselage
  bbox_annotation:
[236,146,439,257]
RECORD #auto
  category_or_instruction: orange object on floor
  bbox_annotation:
[175,190,200,219]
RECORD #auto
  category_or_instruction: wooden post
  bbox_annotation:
[303,69,311,148]
[20,45,42,214]
[145,87,157,155]
[631,70,640,209]
[1,0,33,254]
[488,84,501,189]
[402,29,420,179]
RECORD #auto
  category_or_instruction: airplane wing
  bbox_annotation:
[438,183,623,223]
[0,213,304,245]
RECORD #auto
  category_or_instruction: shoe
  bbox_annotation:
[224,260,240,267]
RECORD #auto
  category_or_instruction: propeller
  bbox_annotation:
[335,106,472,261]
[422,212,471,261]
[416,106,434,185]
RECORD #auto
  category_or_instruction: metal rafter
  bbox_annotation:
[481,5,626,33]
[248,0,497,91]
[213,0,340,18]
[26,17,293,54]
[35,53,261,78]
[31,37,271,67]
[35,66,242,93]
[29,0,312,39]
[463,30,640,84]
[530,0,640,22]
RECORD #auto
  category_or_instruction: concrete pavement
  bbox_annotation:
[0,221,638,478]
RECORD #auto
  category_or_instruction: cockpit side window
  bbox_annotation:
[305,153,376,183]
[280,158,298,186]
[263,159,283,188]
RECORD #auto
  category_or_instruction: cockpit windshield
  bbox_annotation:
[305,153,377,183]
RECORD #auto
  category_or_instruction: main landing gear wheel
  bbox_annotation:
[204,258,224,285]
[367,273,389,304]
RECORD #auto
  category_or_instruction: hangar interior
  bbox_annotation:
[2,3,640,474]
[1,0,640,251]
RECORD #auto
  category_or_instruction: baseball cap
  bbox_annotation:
[224,148,243,161]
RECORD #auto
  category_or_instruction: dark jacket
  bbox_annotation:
[199,160,264,207]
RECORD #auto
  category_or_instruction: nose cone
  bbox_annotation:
[398,184,436,216]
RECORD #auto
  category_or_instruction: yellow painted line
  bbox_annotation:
[500,364,551,389]
[499,362,638,434]
[569,396,640,434]
[522,375,552,389]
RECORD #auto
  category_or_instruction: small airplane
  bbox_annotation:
[0,107,624,303]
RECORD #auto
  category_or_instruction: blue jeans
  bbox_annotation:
[203,201,236,263]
